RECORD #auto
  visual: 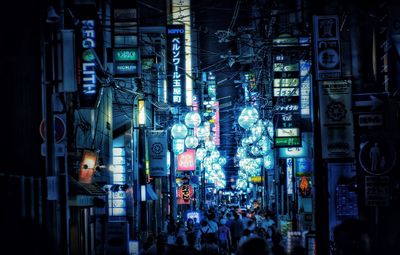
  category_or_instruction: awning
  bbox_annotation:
[69,177,107,196]
[146,184,158,201]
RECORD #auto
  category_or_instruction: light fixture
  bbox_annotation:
[138,99,146,126]
[184,111,201,128]
[46,6,60,24]
[171,122,188,139]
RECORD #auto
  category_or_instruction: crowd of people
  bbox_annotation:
[139,205,306,255]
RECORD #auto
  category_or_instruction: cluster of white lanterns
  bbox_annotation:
[235,105,274,191]
[171,110,226,190]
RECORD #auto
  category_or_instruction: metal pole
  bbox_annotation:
[139,126,148,234]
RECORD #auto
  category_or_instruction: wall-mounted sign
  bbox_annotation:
[279,133,311,158]
[113,48,138,77]
[274,113,301,148]
[300,60,311,116]
[313,15,341,80]
[319,80,354,158]
[77,16,100,108]
[79,150,97,184]
[113,48,138,61]
[249,176,263,184]
[167,24,186,106]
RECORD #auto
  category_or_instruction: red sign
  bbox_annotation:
[39,116,66,143]
[177,149,196,171]
[79,150,97,183]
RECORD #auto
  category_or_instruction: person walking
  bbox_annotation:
[218,218,232,255]
[230,212,244,252]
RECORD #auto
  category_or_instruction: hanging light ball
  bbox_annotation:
[171,123,188,139]
[196,125,209,140]
[172,139,185,154]
[236,147,247,159]
[250,145,261,156]
[251,120,265,140]
[218,157,227,166]
[185,135,199,149]
[184,111,202,128]
[196,147,207,161]
[205,140,216,151]
[210,150,220,160]
[238,106,259,129]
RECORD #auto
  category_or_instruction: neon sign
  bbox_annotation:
[78,18,99,107]
[167,25,185,106]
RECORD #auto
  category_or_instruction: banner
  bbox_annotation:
[319,80,354,158]
[313,15,341,80]
[147,130,167,176]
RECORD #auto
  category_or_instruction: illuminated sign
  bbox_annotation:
[273,112,301,148]
[113,48,138,61]
[287,158,293,195]
[279,133,311,158]
[275,137,301,147]
[273,87,300,97]
[79,150,97,183]
[113,48,138,77]
[250,176,263,183]
[177,149,196,171]
[276,128,300,137]
[177,184,194,205]
[78,19,99,107]
[167,25,186,106]
[185,210,203,224]
[172,0,193,106]
[300,60,311,116]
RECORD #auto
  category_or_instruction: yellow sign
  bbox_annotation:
[249,176,263,183]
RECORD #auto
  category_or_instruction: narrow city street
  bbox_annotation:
[1,0,400,255]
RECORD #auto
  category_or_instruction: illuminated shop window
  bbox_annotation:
[108,147,127,216]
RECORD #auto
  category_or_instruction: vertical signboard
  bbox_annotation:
[147,130,167,177]
[313,15,341,80]
[319,80,354,158]
[167,24,186,107]
[300,60,311,117]
[76,5,101,108]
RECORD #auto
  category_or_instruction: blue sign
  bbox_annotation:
[167,25,186,106]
